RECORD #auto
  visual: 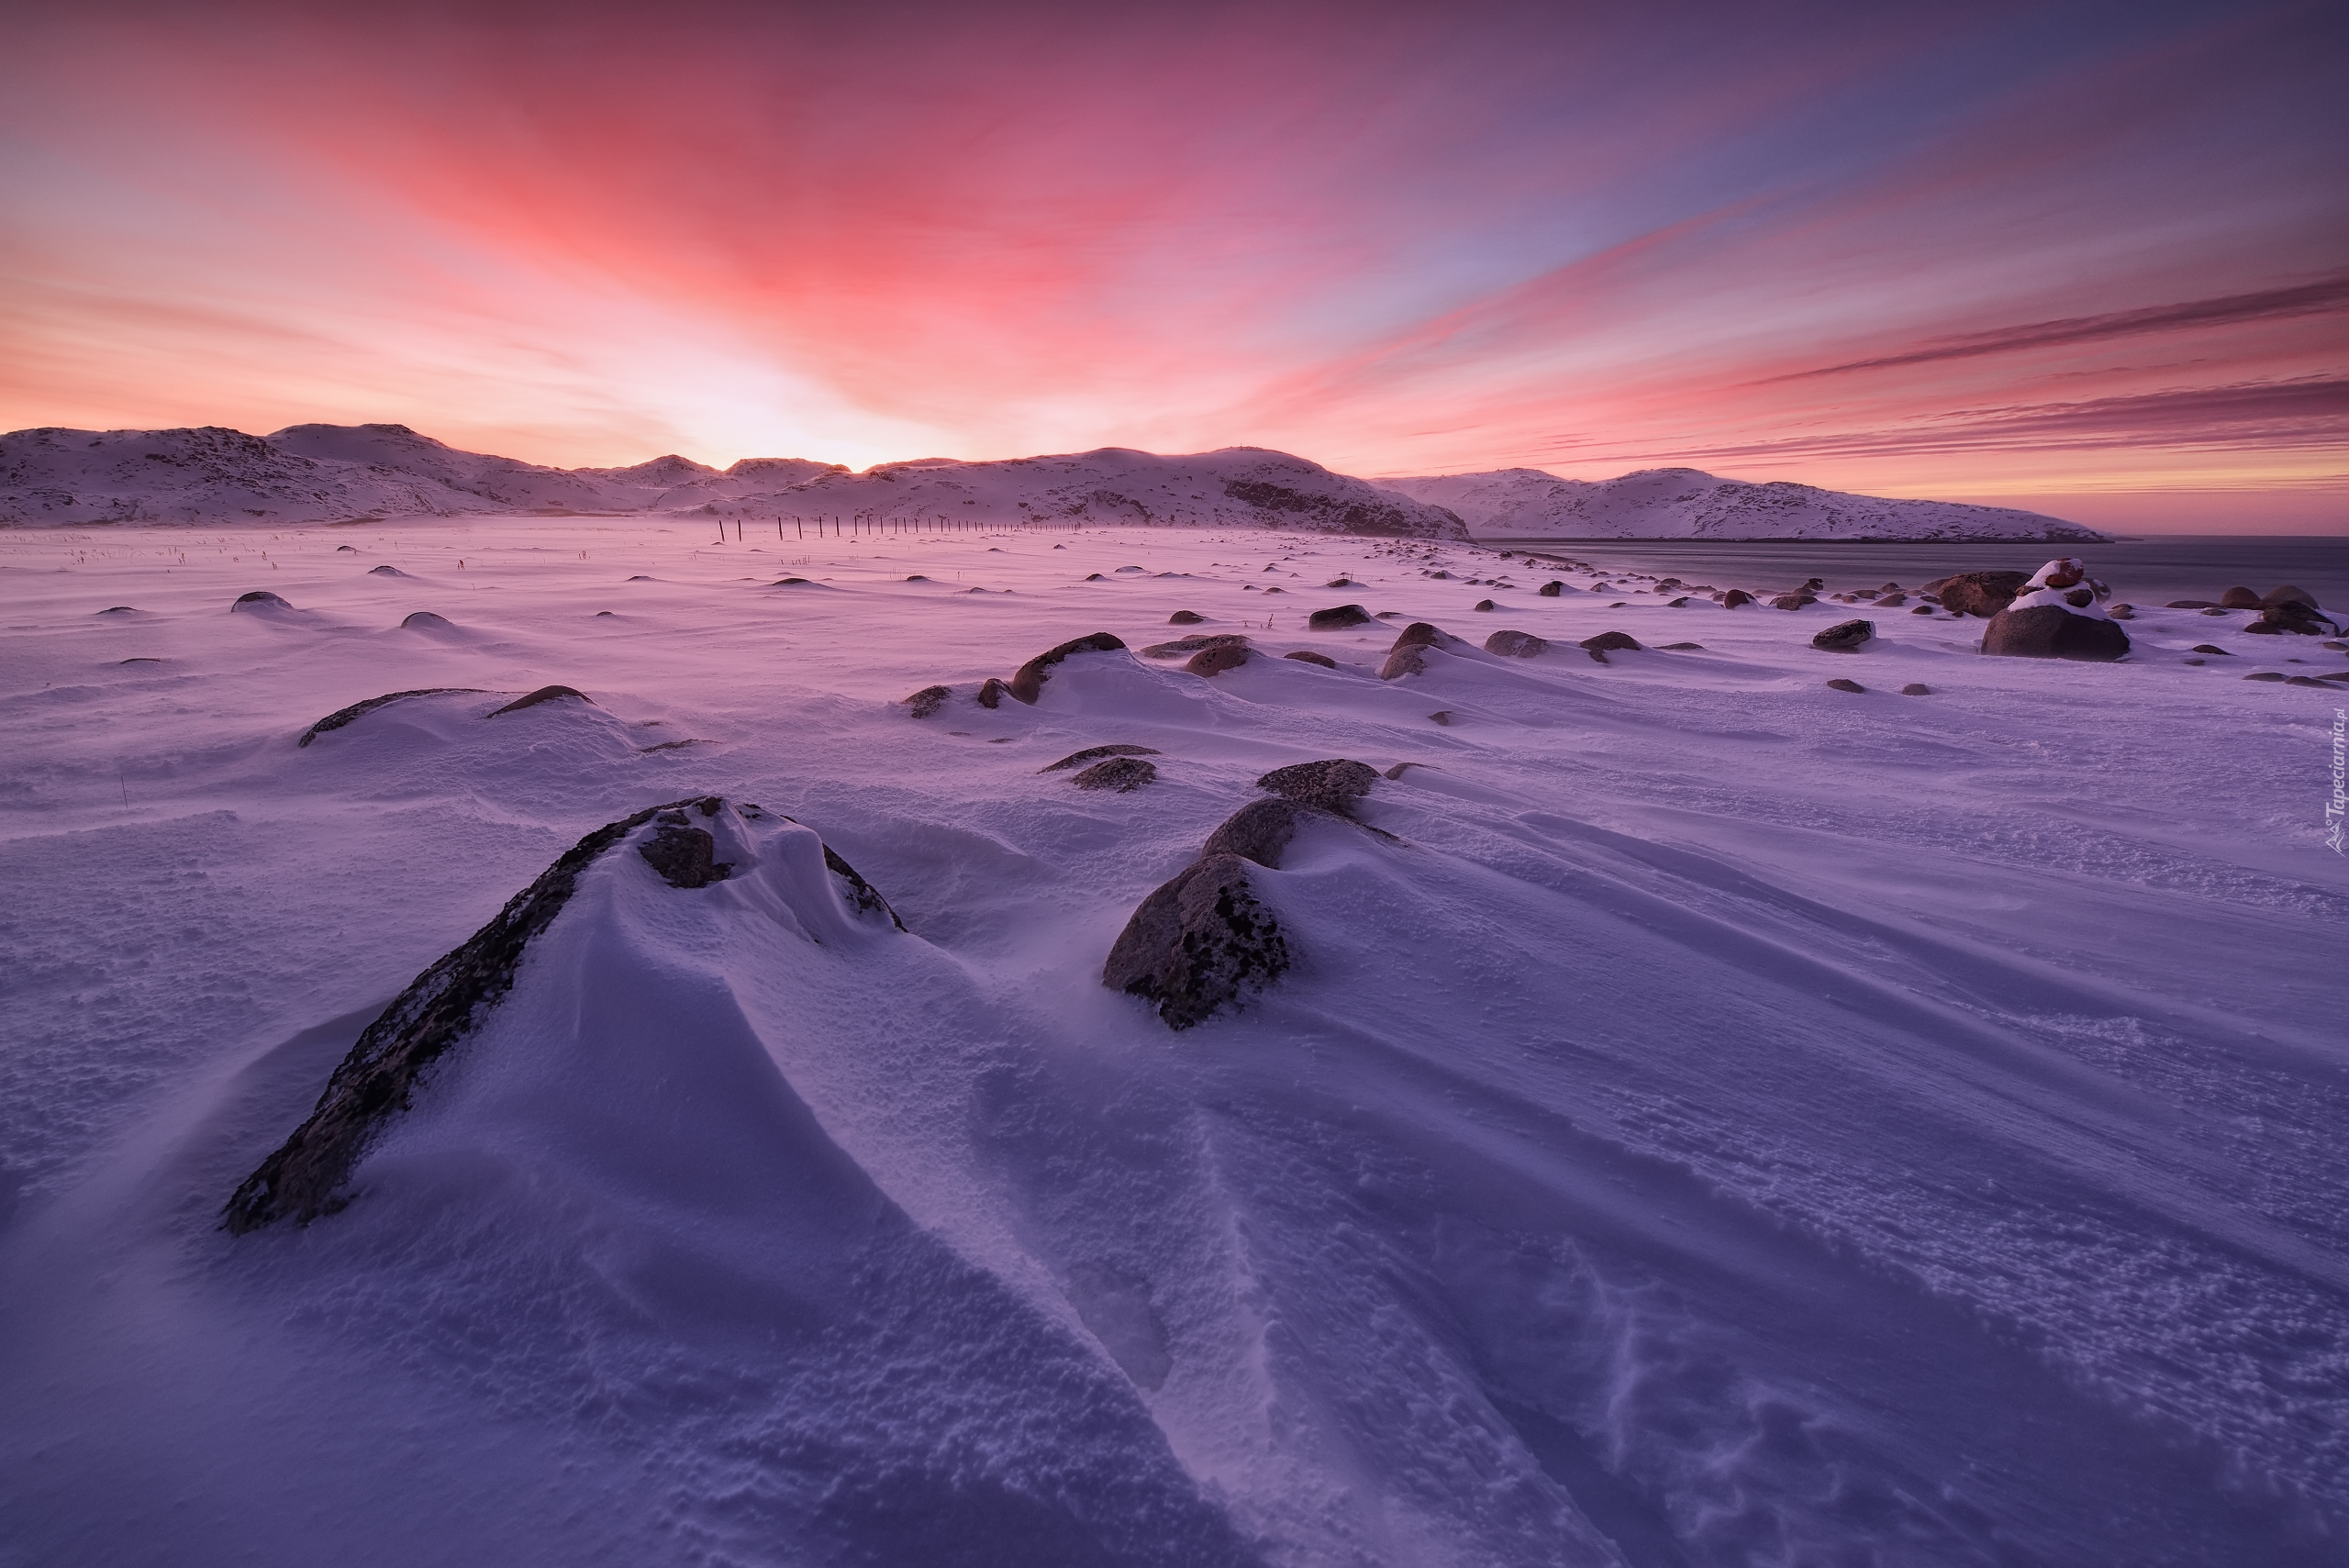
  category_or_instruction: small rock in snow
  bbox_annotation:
[1483,629,1548,657]
[489,685,594,716]
[1072,757,1157,792]
[1283,650,1338,668]
[1308,604,1374,629]
[1812,619,1875,652]
[1826,678,1866,693]
[901,684,952,718]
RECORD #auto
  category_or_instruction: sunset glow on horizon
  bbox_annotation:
[3,0,2342,528]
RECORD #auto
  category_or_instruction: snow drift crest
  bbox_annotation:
[223,795,902,1231]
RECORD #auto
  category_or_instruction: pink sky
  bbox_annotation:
[3,1,2342,528]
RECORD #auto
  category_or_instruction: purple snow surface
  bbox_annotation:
[1,521,2342,1567]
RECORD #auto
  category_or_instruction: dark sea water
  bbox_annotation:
[1476,535,2349,610]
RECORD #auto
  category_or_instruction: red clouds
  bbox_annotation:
[1,1,2341,524]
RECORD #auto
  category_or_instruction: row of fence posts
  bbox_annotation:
[713,514,1112,543]
[709,514,1230,544]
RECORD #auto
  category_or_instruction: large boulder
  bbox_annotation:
[1981,604,2125,660]
[1101,853,1289,1030]
[1923,571,2032,617]
[1008,631,1126,703]
[2219,586,2264,608]
[1981,558,2131,661]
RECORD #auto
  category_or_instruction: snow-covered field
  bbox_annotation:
[3,517,2344,1567]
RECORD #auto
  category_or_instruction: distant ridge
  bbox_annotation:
[0,423,1466,539]
[1377,466,2109,542]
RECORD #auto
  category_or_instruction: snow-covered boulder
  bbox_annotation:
[1981,559,2132,662]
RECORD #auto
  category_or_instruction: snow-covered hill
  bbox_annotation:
[1380,466,2109,541]
[0,424,1467,539]
[731,447,1466,538]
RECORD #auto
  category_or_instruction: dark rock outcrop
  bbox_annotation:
[1578,630,1642,663]
[1378,621,1465,679]
[1141,633,1248,659]
[901,684,952,718]
[1186,645,1250,676]
[1981,606,2130,661]
[1201,797,1318,866]
[1256,759,1378,815]
[2249,601,2336,636]
[1484,629,1549,657]
[1812,619,1875,652]
[1041,744,1161,772]
[1923,571,2032,617]
[1283,650,1338,668]
[1073,757,1157,792]
[1102,854,1289,1030]
[1008,632,1127,703]
[225,797,697,1231]
[224,797,900,1233]
[488,684,593,716]
[299,687,487,747]
[1308,604,1374,629]
[640,809,733,887]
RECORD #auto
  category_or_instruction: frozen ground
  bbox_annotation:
[1,518,2344,1567]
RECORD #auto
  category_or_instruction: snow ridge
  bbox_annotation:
[0,424,1467,539]
[1379,465,2109,541]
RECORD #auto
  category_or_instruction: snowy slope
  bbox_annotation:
[1382,466,2110,541]
[0,521,2341,1567]
[721,447,1469,539]
[0,425,467,525]
[1,425,1464,538]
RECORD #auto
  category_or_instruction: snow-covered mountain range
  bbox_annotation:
[0,423,1469,539]
[1379,466,2109,541]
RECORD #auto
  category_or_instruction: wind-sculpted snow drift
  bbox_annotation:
[1381,465,2110,541]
